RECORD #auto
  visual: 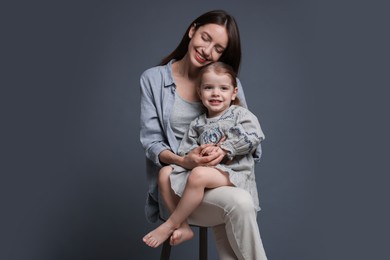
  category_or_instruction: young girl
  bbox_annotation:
[143,62,265,248]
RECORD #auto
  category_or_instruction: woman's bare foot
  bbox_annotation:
[170,225,194,246]
[143,222,175,248]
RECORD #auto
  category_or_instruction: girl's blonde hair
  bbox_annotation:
[198,62,240,106]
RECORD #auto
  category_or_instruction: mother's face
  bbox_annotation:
[187,23,229,68]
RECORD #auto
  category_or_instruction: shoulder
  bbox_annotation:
[235,77,243,91]
[230,105,258,120]
[140,65,165,81]
[230,105,248,114]
[188,113,207,128]
[140,61,174,88]
[236,77,242,85]
[191,112,207,123]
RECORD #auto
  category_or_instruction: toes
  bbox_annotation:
[146,238,158,248]
[170,231,181,246]
[170,235,176,246]
[142,233,151,242]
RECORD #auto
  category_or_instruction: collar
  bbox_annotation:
[163,59,175,88]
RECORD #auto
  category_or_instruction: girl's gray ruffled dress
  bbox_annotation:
[169,105,265,211]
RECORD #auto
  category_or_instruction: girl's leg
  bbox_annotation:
[143,166,232,248]
[169,166,232,245]
[157,166,194,246]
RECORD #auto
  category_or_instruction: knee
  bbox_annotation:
[187,166,208,186]
[158,166,172,187]
[229,189,255,215]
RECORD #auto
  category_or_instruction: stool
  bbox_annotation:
[160,226,208,260]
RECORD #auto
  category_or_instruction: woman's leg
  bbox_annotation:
[213,224,238,260]
[188,186,268,260]
[143,166,232,248]
[157,166,194,246]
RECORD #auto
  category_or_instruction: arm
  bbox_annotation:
[236,78,263,162]
[160,144,220,169]
[176,119,200,157]
[167,119,224,169]
[139,70,171,167]
[219,108,265,160]
[158,119,200,168]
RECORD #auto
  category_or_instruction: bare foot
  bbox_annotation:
[170,225,194,246]
[143,222,175,248]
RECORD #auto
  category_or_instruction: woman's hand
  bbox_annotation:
[182,144,226,169]
[181,145,211,169]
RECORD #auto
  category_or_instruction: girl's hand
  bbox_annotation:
[198,143,227,166]
[200,145,224,156]
[182,144,222,169]
[199,136,227,165]
[202,145,227,164]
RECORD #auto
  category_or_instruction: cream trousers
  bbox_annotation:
[182,186,267,260]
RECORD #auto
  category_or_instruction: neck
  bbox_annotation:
[207,106,232,118]
[174,55,200,80]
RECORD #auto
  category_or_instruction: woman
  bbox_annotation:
[140,10,268,260]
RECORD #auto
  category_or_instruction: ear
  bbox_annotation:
[188,24,196,39]
[231,87,238,100]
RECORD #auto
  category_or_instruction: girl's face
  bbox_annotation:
[198,71,238,118]
[188,24,228,68]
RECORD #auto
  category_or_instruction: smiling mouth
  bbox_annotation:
[209,100,222,105]
[195,52,207,63]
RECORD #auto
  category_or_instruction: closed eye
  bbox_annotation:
[201,33,211,42]
[215,47,224,54]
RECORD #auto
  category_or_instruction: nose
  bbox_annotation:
[211,88,220,96]
[202,44,212,58]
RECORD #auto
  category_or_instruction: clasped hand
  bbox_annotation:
[182,137,228,169]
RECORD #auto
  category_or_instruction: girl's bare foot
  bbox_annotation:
[170,225,194,246]
[143,222,175,248]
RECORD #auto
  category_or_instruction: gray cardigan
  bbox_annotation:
[139,60,263,222]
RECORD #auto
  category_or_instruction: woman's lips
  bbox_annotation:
[195,52,207,63]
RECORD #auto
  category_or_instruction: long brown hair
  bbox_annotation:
[159,10,241,74]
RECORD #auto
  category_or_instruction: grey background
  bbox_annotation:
[1,0,389,259]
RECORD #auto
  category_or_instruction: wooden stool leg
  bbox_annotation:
[160,239,171,260]
[199,227,208,260]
